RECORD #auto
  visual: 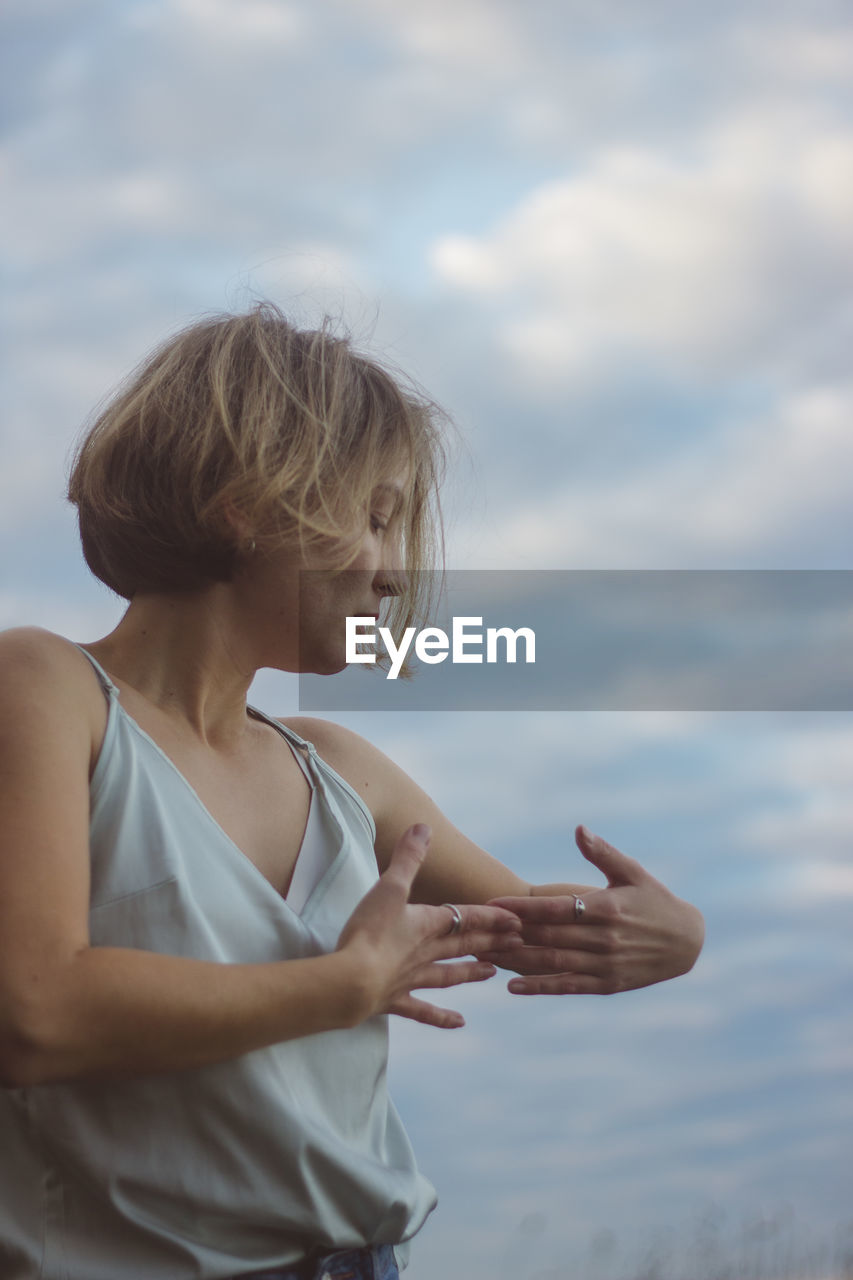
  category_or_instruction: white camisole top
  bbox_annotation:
[0,646,436,1279]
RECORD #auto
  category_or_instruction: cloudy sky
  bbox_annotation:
[2,1,852,1276]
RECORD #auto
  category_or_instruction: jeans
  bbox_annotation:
[234,1243,399,1280]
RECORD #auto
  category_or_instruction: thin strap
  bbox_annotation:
[72,643,119,699]
[247,705,316,756]
[247,707,375,840]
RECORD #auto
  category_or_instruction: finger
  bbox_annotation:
[474,950,525,971]
[513,922,612,951]
[382,824,432,896]
[487,895,597,925]
[430,927,524,962]
[445,903,523,933]
[575,825,648,888]
[476,946,612,976]
[425,902,522,948]
[412,959,498,989]
[390,993,465,1029]
[507,973,626,995]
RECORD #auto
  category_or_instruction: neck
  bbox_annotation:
[82,589,262,748]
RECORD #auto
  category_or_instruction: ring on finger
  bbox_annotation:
[440,903,463,936]
[570,893,586,921]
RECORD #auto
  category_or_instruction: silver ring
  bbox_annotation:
[572,894,586,920]
[440,903,463,936]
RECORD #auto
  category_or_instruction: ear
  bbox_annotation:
[220,498,255,547]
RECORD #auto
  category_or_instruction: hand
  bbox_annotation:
[480,825,704,995]
[338,824,523,1027]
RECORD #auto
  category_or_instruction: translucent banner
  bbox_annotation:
[297,571,853,711]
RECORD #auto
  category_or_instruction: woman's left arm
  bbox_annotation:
[285,719,704,994]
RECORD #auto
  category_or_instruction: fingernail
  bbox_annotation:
[579,825,594,842]
[411,823,431,844]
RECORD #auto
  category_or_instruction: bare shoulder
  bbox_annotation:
[0,631,107,1064]
[0,627,106,761]
[280,715,399,799]
[282,715,376,760]
[281,715,527,901]
[281,713,436,856]
[280,715,442,834]
[0,626,98,695]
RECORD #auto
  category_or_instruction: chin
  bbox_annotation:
[304,652,348,676]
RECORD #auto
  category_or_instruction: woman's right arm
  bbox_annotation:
[0,630,518,1087]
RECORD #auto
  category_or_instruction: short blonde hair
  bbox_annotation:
[68,303,447,637]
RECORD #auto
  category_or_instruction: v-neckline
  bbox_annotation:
[74,643,345,917]
[100,688,327,916]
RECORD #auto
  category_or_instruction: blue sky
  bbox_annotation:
[2,2,852,1276]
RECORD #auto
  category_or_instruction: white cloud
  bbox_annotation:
[740,822,853,900]
[109,172,192,230]
[794,860,850,901]
[171,0,304,46]
[745,721,853,793]
[451,381,853,567]
[340,0,526,80]
[0,145,200,268]
[0,590,123,638]
[431,118,853,383]
[735,19,853,84]
[343,709,723,852]
[731,722,853,887]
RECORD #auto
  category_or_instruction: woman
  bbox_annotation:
[0,304,704,1280]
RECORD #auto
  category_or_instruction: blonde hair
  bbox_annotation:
[68,303,447,641]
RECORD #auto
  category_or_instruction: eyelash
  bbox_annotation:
[370,515,388,533]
